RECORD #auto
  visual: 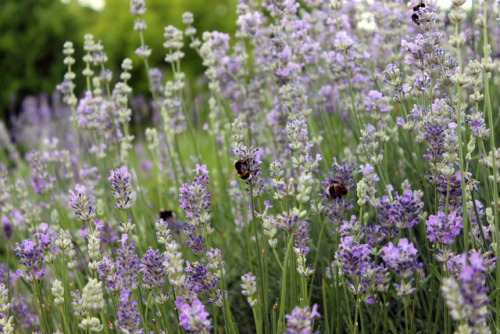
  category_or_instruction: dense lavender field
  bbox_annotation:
[1,0,500,333]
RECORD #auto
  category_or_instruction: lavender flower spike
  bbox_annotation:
[336,236,371,279]
[179,164,212,227]
[175,297,213,333]
[442,252,494,333]
[15,239,45,282]
[285,304,321,334]
[381,238,419,279]
[241,273,257,308]
[140,248,167,290]
[68,184,95,222]
[426,210,463,246]
[108,167,136,210]
[117,289,144,333]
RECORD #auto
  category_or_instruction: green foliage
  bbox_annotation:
[0,0,86,120]
[85,0,237,94]
[0,0,237,122]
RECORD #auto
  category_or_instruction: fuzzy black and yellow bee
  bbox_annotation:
[328,180,349,199]
[411,1,426,25]
[234,159,252,180]
[158,209,182,236]
[158,210,174,221]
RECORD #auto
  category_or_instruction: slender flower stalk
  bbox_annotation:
[449,0,470,256]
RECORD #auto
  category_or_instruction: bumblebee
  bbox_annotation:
[158,210,174,220]
[328,180,349,199]
[234,159,252,180]
[411,1,426,25]
[412,1,425,11]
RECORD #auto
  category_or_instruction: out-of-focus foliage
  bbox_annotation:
[89,0,237,90]
[0,0,88,121]
[0,0,237,123]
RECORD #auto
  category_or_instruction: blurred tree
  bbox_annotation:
[0,0,238,125]
[0,0,92,123]
[85,0,237,94]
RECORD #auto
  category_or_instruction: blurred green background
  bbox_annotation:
[0,0,237,125]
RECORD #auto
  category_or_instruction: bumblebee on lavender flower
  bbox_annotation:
[410,1,426,25]
[318,160,355,223]
[157,209,182,236]
[234,159,253,180]
[158,209,174,221]
[327,179,349,199]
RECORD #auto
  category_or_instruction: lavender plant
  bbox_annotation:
[2,0,500,333]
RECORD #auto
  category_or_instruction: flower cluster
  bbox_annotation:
[381,238,420,296]
[68,184,95,222]
[179,164,212,227]
[240,272,257,308]
[117,289,143,333]
[336,236,371,279]
[426,211,463,247]
[26,150,54,195]
[108,167,136,210]
[175,297,212,334]
[231,118,264,197]
[442,252,495,334]
[4,0,500,332]
[140,248,167,291]
[285,304,321,334]
[15,239,44,282]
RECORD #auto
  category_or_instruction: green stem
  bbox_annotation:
[404,296,409,334]
[213,305,218,334]
[272,248,284,271]
[453,5,469,255]
[321,276,330,334]
[144,291,153,325]
[353,296,359,334]
[278,235,294,333]
[481,1,500,330]
[308,217,327,302]
[249,184,269,334]
[252,306,262,334]
[300,276,307,307]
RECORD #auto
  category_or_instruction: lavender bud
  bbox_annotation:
[129,0,146,16]
[240,273,257,307]
[51,279,65,306]
[182,12,194,25]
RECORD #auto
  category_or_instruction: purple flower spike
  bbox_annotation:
[11,294,38,330]
[319,159,355,225]
[140,248,166,290]
[0,263,7,284]
[185,261,217,294]
[26,150,54,195]
[15,239,45,282]
[179,164,212,227]
[442,252,496,333]
[426,211,463,246]
[336,236,371,279]
[176,297,213,333]
[68,184,95,222]
[116,238,140,291]
[108,167,136,210]
[129,0,146,17]
[285,304,321,334]
[117,288,143,333]
[381,238,420,279]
